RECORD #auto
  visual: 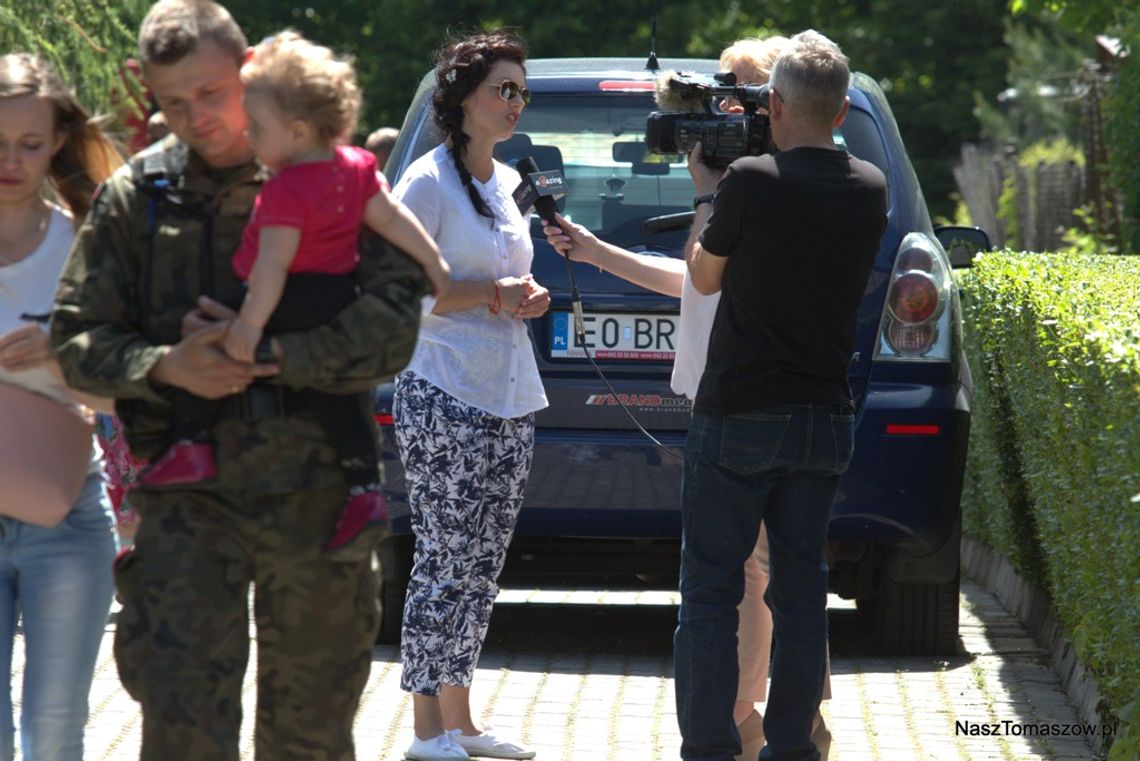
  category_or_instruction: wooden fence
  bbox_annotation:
[953,145,1084,251]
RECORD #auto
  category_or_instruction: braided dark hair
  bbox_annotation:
[432,30,527,224]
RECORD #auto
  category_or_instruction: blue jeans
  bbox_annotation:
[0,471,117,761]
[675,405,853,761]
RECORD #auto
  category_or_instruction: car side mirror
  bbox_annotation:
[935,225,991,269]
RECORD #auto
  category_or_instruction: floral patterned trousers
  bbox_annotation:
[392,372,535,695]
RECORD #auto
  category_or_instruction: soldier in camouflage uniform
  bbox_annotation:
[49,2,426,759]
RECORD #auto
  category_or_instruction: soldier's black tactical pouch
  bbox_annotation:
[217,385,312,420]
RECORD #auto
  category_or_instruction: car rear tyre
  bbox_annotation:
[376,535,413,645]
[872,573,960,655]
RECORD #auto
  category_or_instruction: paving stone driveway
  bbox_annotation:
[26,579,1099,760]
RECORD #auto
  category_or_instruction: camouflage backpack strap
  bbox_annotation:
[129,138,188,203]
[129,141,184,323]
[129,140,214,225]
[129,141,219,312]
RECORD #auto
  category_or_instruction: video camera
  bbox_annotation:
[645,71,772,168]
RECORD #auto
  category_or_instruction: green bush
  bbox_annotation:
[960,252,1139,760]
[1018,137,1085,168]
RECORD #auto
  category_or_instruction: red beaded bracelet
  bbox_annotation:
[488,282,501,315]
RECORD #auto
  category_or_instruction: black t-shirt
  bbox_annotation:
[694,147,887,415]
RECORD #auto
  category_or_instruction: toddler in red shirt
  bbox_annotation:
[141,31,449,561]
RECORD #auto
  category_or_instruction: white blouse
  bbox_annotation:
[670,268,721,400]
[0,205,79,407]
[393,144,548,420]
[0,205,99,473]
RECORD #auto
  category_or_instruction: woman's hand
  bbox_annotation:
[0,324,54,372]
[493,275,550,319]
[0,324,116,412]
[514,275,550,320]
[494,276,533,317]
[543,213,602,267]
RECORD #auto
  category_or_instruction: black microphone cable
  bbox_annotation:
[557,229,685,464]
[517,154,684,462]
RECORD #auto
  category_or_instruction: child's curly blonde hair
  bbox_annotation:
[241,30,361,145]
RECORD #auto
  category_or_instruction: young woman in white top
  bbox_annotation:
[0,53,120,761]
[391,31,549,761]
[544,37,833,761]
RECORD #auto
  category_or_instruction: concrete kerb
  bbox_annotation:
[961,537,1115,759]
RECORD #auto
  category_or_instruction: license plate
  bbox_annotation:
[549,311,678,361]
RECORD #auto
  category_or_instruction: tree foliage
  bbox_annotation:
[1104,30,1140,253]
[974,18,1089,149]
[230,0,1009,218]
[1010,0,1129,34]
[0,0,150,140]
[3,1,1026,217]
[1011,0,1140,252]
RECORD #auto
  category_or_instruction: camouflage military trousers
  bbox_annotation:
[113,484,380,761]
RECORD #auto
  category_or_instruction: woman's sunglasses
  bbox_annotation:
[487,80,531,106]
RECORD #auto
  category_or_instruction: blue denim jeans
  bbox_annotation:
[0,470,117,761]
[675,405,854,761]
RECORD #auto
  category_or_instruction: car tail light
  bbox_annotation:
[888,272,939,322]
[896,247,933,273]
[874,232,953,361]
[373,413,394,426]
[887,320,936,353]
[885,424,941,435]
[598,80,655,91]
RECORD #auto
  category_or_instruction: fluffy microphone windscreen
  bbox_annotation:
[653,71,706,111]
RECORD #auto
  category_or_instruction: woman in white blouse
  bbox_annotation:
[390,31,549,761]
[0,53,120,760]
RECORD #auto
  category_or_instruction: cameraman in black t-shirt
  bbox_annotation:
[674,30,887,761]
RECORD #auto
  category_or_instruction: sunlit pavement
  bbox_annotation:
[19,580,1098,760]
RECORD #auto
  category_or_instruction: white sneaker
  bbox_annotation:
[454,728,536,759]
[406,729,470,760]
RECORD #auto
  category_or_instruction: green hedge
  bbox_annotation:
[960,252,1139,761]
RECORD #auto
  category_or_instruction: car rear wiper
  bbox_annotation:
[643,211,694,235]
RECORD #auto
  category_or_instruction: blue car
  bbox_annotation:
[376,57,987,654]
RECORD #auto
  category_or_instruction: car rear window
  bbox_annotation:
[407,92,890,249]
[833,108,890,195]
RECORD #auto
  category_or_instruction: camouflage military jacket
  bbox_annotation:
[51,137,426,493]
